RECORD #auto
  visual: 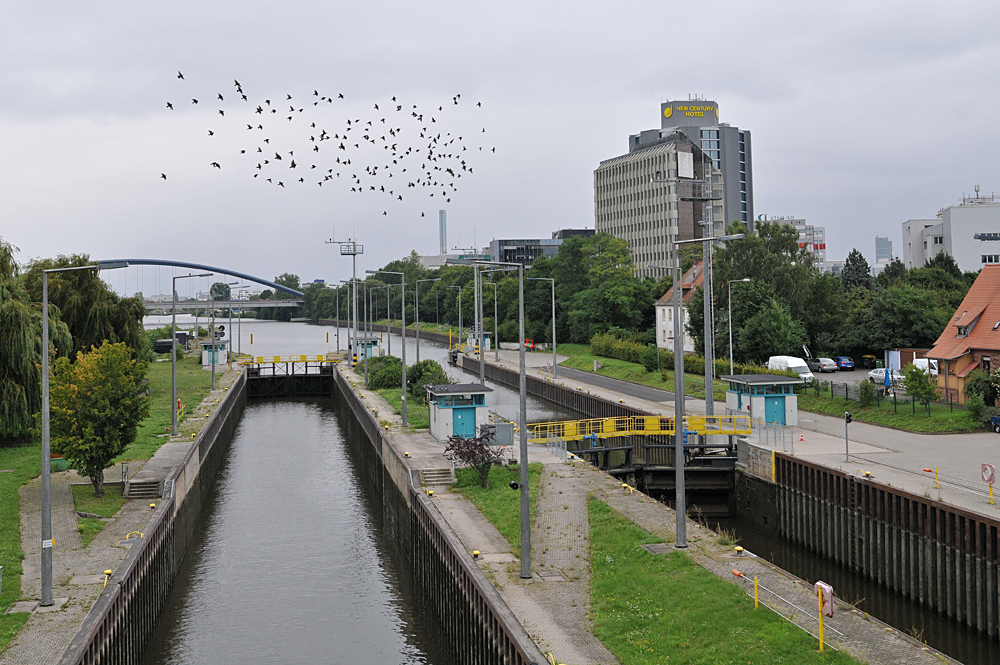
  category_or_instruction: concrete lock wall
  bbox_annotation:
[739,449,1000,638]
[330,368,548,664]
[59,372,248,665]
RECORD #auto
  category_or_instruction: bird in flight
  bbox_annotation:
[177,71,184,79]
[192,98,198,104]
[210,162,221,168]
[161,173,167,179]
[166,102,173,109]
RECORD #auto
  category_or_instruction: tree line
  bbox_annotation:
[288,224,968,365]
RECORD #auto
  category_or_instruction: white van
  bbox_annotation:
[768,355,815,380]
[912,358,939,377]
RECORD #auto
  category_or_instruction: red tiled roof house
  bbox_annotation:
[926,265,1000,403]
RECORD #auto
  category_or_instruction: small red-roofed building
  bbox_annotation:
[926,265,1000,403]
[655,261,704,353]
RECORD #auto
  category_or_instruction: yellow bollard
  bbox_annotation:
[991,483,995,506]
[103,569,113,588]
[817,586,825,652]
[754,576,759,609]
[935,467,940,489]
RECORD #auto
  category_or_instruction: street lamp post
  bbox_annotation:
[528,277,556,379]
[415,278,441,364]
[173,273,212,437]
[446,285,462,348]
[41,261,128,606]
[647,229,743,549]
[367,270,406,426]
[470,260,529,578]
[483,279,499,362]
[727,279,751,375]
[475,265,485,384]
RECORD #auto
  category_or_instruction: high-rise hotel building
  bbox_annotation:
[594,100,753,276]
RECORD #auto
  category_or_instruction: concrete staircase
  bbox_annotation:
[420,468,455,486]
[124,480,161,499]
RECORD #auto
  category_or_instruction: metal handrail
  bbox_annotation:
[526,414,750,443]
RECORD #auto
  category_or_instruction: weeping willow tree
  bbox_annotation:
[0,239,72,443]
[21,254,147,358]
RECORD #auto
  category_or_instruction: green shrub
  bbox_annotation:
[367,356,402,390]
[406,359,451,398]
[966,392,986,423]
[859,380,877,408]
[965,370,997,406]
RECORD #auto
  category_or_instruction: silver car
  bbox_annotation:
[867,368,902,384]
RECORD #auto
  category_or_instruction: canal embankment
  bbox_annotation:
[338,355,952,664]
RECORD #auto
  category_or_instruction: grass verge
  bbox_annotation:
[797,392,979,433]
[0,443,42,650]
[561,353,729,402]
[118,353,214,461]
[453,463,542,559]
[71,484,126,548]
[376,388,430,429]
[76,518,106,548]
[588,498,859,664]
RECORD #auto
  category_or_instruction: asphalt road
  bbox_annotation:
[556,366,679,403]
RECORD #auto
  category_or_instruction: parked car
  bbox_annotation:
[991,415,1000,434]
[768,355,815,380]
[912,358,939,377]
[867,368,902,384]
[807,357,839,373]
[834,356,855,370]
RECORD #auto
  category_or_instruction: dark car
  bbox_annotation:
[834,356,855,370]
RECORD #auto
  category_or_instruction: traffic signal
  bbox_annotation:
[845,412,852,424]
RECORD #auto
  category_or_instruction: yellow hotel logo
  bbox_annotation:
[663,106,673,118]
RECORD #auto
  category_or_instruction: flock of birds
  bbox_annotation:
[163,71,494,216]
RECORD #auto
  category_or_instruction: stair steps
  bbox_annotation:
[420,468,455,486]
[125,480,162,499]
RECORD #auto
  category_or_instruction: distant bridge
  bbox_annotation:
[144,300,303,311]
[96,258,305,297]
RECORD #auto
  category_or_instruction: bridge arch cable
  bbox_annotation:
[96,259,305,297]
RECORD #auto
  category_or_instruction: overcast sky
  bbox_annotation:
[3,0,999,297]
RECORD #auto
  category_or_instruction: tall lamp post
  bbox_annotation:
[415,278,440,363]
[483,278,499,362]
[173,272,212,436]
[367,270,406,426]
[466,260,529,578]
[446,285,463,348]
[647,229,743,548]
[727,279,751,375]
[527,277,556,379]
[41,261,128,606]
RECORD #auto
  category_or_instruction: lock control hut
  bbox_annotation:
[426,384,493,441]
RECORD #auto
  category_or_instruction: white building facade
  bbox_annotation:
[902,192,1000,271]
[653,262,703,353]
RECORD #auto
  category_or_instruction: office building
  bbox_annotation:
[875,234,893,263]
[552,228,595,240]
[758,215,827,267]
[594,131,724,278]
[488,238,563,267]
[902,189,1000,271]
[629,98,753,227]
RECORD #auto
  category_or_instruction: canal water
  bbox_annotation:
[139,318,574,663]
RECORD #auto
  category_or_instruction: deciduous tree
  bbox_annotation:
[50,341,150,496]
[444,426,506,488]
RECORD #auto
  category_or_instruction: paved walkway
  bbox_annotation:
[489,349,1000,522]
[1,367,241,665]
[347,363,951,664]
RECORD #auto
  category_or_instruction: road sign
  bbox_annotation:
[983,463,996,485]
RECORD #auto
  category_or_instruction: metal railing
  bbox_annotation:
[526,414,751,443]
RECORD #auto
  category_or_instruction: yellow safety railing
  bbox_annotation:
[238,353,345,366]
[526,414,750,443]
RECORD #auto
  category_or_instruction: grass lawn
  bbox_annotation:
[560,353,729,402]
[453,463,542,559]
[588,498,859,664]
[76,518,105,548]
[555,343,591,358]
[118,353,214,461]
[376,388,430,429]
[797,391,980,433]
[71,477,127,548]
[0,443,41,650]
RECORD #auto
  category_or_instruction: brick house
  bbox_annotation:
[925,265,1000,403]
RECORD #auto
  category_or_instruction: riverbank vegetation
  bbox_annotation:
[0,443,41,651]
